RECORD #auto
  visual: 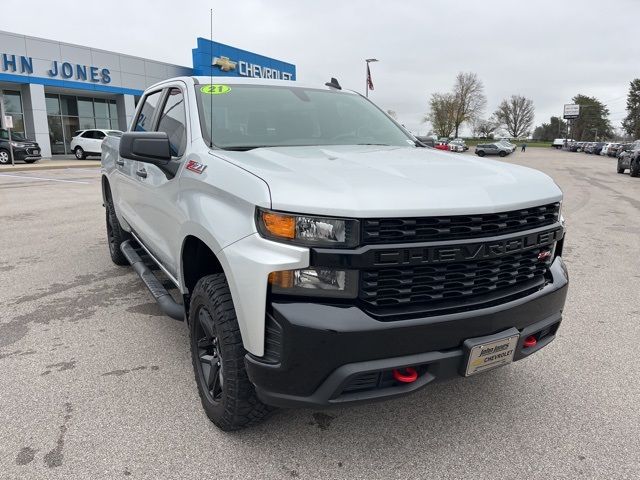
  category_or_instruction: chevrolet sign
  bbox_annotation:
[211,56,293,80]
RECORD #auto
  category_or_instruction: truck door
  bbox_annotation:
[132,86,189,276]
[115,89,164,237]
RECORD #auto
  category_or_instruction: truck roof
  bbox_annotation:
[146,75,354,93]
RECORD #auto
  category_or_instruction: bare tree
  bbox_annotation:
[472,115,500,138]
[452,72,486,138]
[425,93,457,138]
[494,95,535,138]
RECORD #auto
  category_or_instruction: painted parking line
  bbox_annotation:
[0,173,91,184]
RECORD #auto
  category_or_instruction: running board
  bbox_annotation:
[120,240,184,321]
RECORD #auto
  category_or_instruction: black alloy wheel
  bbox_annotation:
[193,305,224,404]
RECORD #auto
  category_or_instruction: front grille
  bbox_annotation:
[362,203,560,245]
[360,247,551,316]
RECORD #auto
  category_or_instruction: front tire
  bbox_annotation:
[74,147,86,160]
[630,159,640,178]
[105,193,131,266]
[477,151,485,157]
[189,274,271,431]
[499,151,507,157]
[0,149,10,164]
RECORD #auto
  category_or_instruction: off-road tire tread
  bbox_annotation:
[105,194,131,266]
[189,274,272,431]
[630,159,639,177]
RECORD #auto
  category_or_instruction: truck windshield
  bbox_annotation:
[196,84,414,150]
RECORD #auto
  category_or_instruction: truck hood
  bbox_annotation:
[215,145,562,217]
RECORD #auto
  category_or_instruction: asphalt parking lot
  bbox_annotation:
[1,150,639,480]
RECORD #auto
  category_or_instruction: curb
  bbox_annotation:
[0,162,100,173]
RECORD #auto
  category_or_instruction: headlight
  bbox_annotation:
[256,208,359,248]
[10,142,21,147]
[269,268,358,298]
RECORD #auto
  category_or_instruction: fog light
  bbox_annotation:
[268,268,358,298]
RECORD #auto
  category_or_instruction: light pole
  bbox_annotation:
[365,58,378,98]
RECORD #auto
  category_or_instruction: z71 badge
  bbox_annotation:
[186,160,207,174]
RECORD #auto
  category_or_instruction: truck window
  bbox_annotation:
[134,91,162,133]
[156,88,187,157]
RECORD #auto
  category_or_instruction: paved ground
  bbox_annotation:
[0,158,100,172]
[0,150,639,479]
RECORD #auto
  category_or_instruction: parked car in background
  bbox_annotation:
[591,142,606,155]
[552,138,574,149]
[0,128,42,164]
[415,136,436,147]
[435,142,450,151]
[568,141,580,152]
[475,143,511,157]
[601,143,617,156]
[614,143,632,158]
[583,142,595,154]
[70,129,123,159]
[497,139,517,152]
[617,140,640,176]
[449,139,467,152]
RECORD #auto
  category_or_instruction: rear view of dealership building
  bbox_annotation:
[0,31,296,157]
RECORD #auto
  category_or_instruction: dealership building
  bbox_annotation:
[0,30,296,157]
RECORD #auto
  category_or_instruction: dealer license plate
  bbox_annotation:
[465,333,519,376]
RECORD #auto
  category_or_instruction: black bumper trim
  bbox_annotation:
[246,257,568,408]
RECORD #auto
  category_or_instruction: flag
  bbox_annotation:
[367,64,374,91]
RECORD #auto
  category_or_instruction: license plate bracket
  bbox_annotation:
[462,328,519,377]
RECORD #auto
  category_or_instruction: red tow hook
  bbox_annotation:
[523,335,538,348]
[393,367,418,383]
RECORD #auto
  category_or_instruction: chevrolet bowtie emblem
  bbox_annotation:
[212,56,237,72]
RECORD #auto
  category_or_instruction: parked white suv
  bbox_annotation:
[70,129,122,159]
[101,76,568,430]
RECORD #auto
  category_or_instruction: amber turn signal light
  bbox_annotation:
[268,270,294,289]
[261,211,295,239]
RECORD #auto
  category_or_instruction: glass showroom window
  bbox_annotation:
[45,93,120,154]
[1,90,25,136]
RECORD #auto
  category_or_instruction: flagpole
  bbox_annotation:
[365,58,378,98]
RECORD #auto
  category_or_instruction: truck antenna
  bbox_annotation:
[209,8,214,148]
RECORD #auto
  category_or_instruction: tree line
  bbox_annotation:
[425,72,535,139]
[534,80,640,141]
[425,74,640,142]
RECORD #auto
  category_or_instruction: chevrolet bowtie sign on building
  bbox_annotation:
[193,38,296,81]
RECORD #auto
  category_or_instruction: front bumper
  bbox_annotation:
[246,256,568,408]
[12,147,42,160]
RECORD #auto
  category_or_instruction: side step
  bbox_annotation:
[120,240,184,321]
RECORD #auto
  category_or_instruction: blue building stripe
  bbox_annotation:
[0,72,144,96]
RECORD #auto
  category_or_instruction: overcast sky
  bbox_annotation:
[3,0,639,135]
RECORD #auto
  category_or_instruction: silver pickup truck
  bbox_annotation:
[101,76,568,430]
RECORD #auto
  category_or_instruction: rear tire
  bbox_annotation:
[189,274,271,431]
[617,160,625,174]
[105,192,131,266]
[630,159,640,178]
[74,147,86,160]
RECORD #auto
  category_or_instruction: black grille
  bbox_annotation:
[362,203,560,245]
[360,247,551,316]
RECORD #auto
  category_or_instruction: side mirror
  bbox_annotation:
[119,131,171,164]
[119,131,179,178]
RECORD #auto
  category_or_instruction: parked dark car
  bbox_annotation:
[592,142,606,155]
[0,128,42,164]
[614,143,633,158]
[415,136,436,147]
[475,143,511,157]
[617,140,640,176]
[568,141,580,152]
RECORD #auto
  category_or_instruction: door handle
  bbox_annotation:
[116,159,125,166]
[136,169,147,179]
